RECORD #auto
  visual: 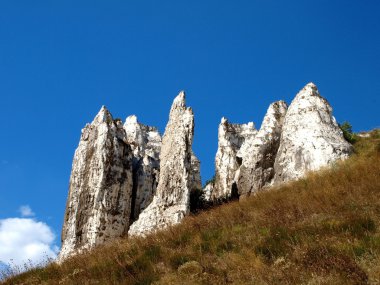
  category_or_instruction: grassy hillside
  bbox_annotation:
[3,130,380,285]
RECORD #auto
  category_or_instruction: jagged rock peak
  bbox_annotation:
[125,114,138,124]
[93,105,113,124]
[306,81,317,89]
[237,101,288,197]
[274,83,353,183]
[59,107,134,262]
[123,115,162,221]
[259,101,288,135]
[171,90,186,110]
[128,91,196,236]
[211,118,257,200]
[124,115,161,153]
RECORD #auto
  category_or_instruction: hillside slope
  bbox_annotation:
[3,131,380,285]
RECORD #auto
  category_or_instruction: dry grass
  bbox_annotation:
[3,131,380,285]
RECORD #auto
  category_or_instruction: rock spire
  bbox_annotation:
[59,106,134,261]
[123,115,161,220]
[128,91,196,236]
[273,83,353,183]
[237,100,288,197]
[211,119,257,200]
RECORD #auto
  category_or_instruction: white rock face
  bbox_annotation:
[124,115,161,220]
[211,118,257,200]
[189,153,202,192]
[59,107,134,261]
[203,182,214,201]
[128,91,195,236]
[237,101,288,197]
[274,83,353,183]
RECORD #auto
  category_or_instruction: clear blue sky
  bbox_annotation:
[0,1,379,263]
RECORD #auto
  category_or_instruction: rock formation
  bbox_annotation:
[59,82,353,261]
[123,115,161,220]
[237,101,288,197]
[274,83,353,183]
[210,119,257,200]
[59,107,134,261]
[207,83,352,200]
[128,91,196,236]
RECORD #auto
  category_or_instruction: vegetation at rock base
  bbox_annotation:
[2,130,380,285]
[340,121,359,144]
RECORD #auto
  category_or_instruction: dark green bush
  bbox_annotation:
[339,121,358,144]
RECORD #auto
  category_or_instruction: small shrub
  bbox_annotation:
[169,254,193,269]
[339,121,358,144]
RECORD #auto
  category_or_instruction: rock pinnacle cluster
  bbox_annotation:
[59,83,352,261]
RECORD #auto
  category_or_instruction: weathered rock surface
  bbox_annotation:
[203,182,214,201]
[59,107,134,261]
[189,153,202,192]
[211,118,257,200]
[128,91,196,236]
[274,83,353,183]
[237,101,288,197]
[60,82,353,261]
[124,115,161,220]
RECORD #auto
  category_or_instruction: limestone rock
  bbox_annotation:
[237,101,288,197]
[128,91,195,236]
[274,83,353,183]
[189,152,202,192]
[59,107,134,261]
[211,118,257,200]
[203,182,214,201]
[124,115,161,220]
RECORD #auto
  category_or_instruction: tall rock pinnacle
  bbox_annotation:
[211,118,257,200]
[59,106,134,261]
[274,83,353,183]
[237,101,288,197]
[123,115,161,221]
[128,91,196,236]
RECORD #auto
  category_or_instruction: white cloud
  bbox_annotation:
[0,218,58,268]
[19,205,35,217]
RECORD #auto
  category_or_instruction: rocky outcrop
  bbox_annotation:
[211,119,257,200]
[274,83,353,183]
[237,101,288,197]
[128,91,196,236]
[124,115,161,220]
[59,82,353,261]
[208,83,352,200]
[59,107,134,261]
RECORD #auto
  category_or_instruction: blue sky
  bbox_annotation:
[0,1,379,266]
